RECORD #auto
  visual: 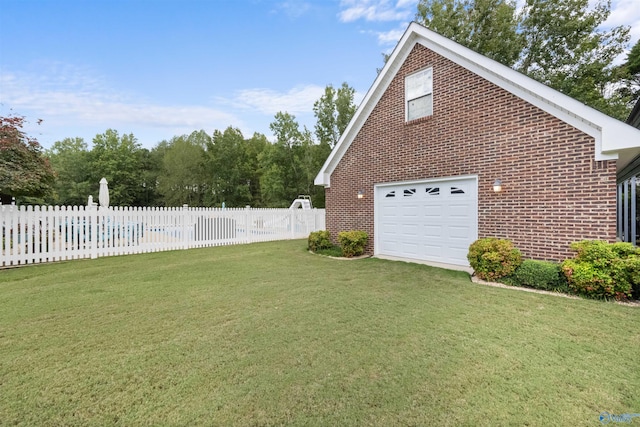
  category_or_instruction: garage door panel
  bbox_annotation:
[400,224,420,241]
[380,222,398,233]
[423,224,442,238]
[376,177,477,266]
[423,243,444,259]
[401,241,419,255]
[448,225,471,239]
[447,247,469,264]
[423,205,443,217]
[380,240,399,253]
[447,203,473,217]
[401,205,419,217]
[381,205,397,216]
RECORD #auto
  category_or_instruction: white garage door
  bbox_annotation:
[375,176,478,266]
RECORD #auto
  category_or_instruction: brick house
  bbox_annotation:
[315,22,640,267]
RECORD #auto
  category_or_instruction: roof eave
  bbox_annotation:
[316,22,640,182]
[314,25,419,188]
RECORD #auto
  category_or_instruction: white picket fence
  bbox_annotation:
[0,205,325,267]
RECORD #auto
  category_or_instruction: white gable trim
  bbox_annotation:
[314,25,415,187]
[315,22,640,187]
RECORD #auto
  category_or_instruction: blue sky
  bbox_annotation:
[1,0,639,150]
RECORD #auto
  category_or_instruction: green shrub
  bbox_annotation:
[337,230,368,258]
[567,240,617,266]
[561,240,636,300]
[622,256,640,299]
[314,245,343,258]
[506,259,569,292]
[308,230,332,252]
[467,238,522,281]
[611,242,640,258]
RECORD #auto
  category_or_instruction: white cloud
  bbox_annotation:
[0,63,330,147]
[0,64,254,147]
[607,0,640,45]
[0,68,239,128]
[514,0,640,45]
[376,26,407,45]
[607,0,640,26]
[223,85,325,116]
[338,0,416,23]
[274,1,312,18]
[395,0,417,8]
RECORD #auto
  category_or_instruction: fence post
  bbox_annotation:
[245,206,250,244]
[312,208,316,232]
[90,203,98,259]
[182,204,189,250]
[290,209,295,239]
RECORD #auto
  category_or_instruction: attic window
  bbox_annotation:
[405,67,433,121]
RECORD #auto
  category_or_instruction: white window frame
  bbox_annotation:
[405,67,433,121]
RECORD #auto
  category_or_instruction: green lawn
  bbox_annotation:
[1,240,638,426]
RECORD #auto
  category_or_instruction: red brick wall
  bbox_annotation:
[325,44,617,262]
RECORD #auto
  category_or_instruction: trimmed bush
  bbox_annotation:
[337,230,368,258]
[506,259,569,292]
[611,242,640,258]
[467,238,522,281]
[561,240,639,300]
[623,256,640,300]
[314,245,343,258]
[308,230,332,252]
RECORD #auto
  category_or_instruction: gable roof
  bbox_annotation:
[315,22,640,187]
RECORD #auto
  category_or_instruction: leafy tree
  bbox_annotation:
[309,140,331,207]
[518,0,630,119]
[415,0,632,119]
[617,38,640,106]
[416,0,522,66]
[0,115,56,204]
[157,131,209,207]
[89,129,145,206]
[627,39,640,77]
[137,147,163,207]
[259,161,287,208]
[47,137,92,205]
[306,83,358,206]
[259,112,318,207]
[206,127,255,208]
[240,132,269,207]
[313,82,357,148]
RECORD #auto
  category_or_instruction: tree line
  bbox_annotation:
[1,83,355,208]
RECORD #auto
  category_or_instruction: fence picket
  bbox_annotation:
[1,205,325,267]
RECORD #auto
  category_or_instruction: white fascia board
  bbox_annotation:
[314,27,419,187]
[314,171,331,187]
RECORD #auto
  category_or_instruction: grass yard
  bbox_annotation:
[1,240,639,426]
